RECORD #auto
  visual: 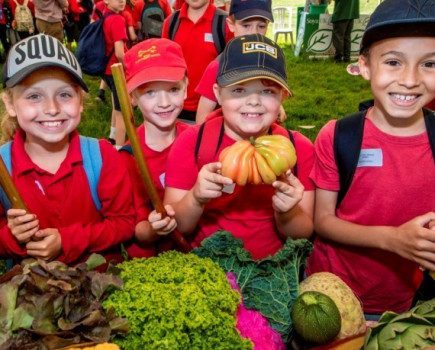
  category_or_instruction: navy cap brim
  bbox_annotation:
[3,62,89,92]
[217,68,292,96]
[233,9,273,22]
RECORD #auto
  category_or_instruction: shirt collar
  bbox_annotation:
[12,130,83,176]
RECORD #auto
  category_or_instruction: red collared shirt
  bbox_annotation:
[0,130,135,265]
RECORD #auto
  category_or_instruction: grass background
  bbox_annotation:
[0,0,380,142]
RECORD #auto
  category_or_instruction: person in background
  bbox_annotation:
[0,0,11,62]
[120,38,190,258]
[161,0,233,123]
[331,0,359,63]
[195,0,274,124]
[9,0,35,40]
[0,34,135,266]
[164,34,314,260]
[33,0,68,42]
[306,0,435,318]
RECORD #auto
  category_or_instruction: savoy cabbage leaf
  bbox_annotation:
[193,231,313,343]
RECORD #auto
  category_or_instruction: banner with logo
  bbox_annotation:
[296,11,370,58]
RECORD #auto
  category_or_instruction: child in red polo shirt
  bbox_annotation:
[101,0,128,149]
[164,34,314,260]
[161,0,233,122]
[0,34,135,266]
[195,0,274,124]
[120,38,190,258]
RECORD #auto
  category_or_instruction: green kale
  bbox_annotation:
[103,251,253,350]
[193,231,313,344]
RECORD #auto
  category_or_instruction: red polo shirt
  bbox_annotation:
[162,2,232,112]
[0,130,135,266]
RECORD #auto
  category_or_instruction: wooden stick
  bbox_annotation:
[0,155,28,211]
[111,63,192,253]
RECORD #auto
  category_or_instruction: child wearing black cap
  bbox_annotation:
[307,0,435,317]
[195,0,274,124]
[164,34,315,260]
[0,34,135,266]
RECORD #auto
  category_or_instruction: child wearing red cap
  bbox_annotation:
[307,0,435,317]
[164,34,315,260]
[0,34,135,266]
[120,38,190,258]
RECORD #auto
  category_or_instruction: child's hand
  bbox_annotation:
[7,209,39,243]
[193,162,233,205]
[272,170,304,214]
[393,212,435,270]
[149,205,177,236]
[26,228,62,261]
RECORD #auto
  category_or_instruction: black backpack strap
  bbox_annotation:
[423,108,435,162]
[212,8,227,54]
[287,130,298,178]
[168,10,181,40]
[194,117,225,166]
[334,110,367,208]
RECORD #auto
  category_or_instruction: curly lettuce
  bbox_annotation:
[103,251,253,350]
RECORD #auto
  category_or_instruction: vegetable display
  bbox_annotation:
[291,291,341,345]
[299,272,366,340]
[363,298,435,350]
[193,231,313,343]
[219,135,297,185]
[103,251,253,350]
[0,255,128,350]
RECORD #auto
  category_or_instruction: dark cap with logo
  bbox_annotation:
[360,0,435,53]
[229,0,274,22]
[217,34,291,95]
[2,34,88,91]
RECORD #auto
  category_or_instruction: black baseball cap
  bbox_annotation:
[360,0,435,53]
[2,34,88,92]
[229,0,274,22]
[217,34,291,95]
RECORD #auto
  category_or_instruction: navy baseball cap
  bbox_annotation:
[229,0,274,22]
[2,34,88,92]
[360,0,435,53]
[217,34,291,95]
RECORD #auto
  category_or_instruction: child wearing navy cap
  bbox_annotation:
[307,0,435,317]
[164,34,315,260]
[0,34,135,266]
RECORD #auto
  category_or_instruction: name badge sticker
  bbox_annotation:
[204,33,213,43]
[357,149,383,167]
[222,183,236,194]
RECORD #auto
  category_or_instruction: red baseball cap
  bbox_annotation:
[124,38,187,93]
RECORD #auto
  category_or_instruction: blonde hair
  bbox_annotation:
[0,90,19,145]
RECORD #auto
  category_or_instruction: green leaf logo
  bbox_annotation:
[307,29,332,53]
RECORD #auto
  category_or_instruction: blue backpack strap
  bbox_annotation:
[79,136,102,211]
[334,110,367,209]
[0,142,13,211]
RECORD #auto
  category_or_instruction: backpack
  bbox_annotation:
[141,0,165,39]
[334,108,435,208]
[13,0,34,33]
[0,136,103,212]
[194,115,298,177]
[168,7,227,54]
[75,10,114,76]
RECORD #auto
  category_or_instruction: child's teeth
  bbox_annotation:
[42,121,62,127]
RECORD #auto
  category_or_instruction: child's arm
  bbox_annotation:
[164,162,233,234]
[315,188,435,271]
[114,40,125,65]
[135,205,177,243]
[273,170,314,240]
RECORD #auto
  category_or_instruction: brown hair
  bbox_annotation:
[0,90,19,145]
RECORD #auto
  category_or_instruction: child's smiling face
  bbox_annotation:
[3,67,83,149]
[214,78,284,141]
[359,36,435,124]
